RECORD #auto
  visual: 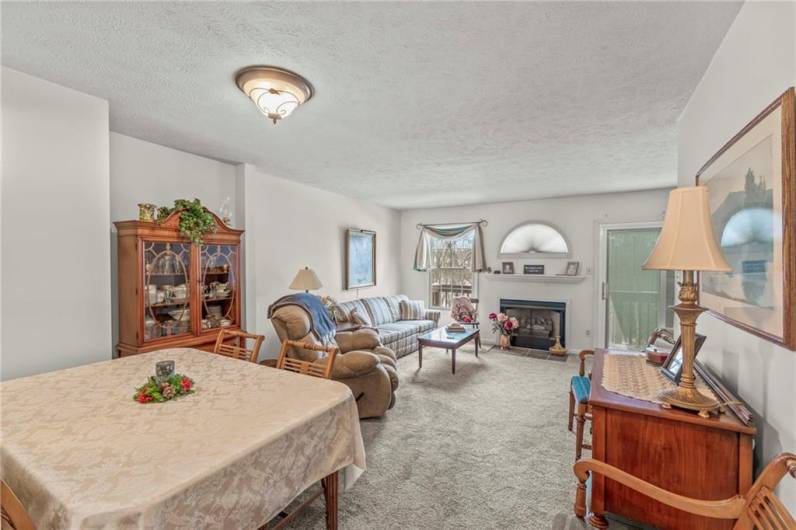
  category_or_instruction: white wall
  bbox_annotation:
[110,132,237,222]
[109,133,238,349]
[677,1,795,508]
[400,189,671,351]
[239,164,402,355]
[1,67,111,380]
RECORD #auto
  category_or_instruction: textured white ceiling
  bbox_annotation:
[1,2,741,209]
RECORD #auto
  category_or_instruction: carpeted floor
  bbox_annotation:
[284,346,635,530]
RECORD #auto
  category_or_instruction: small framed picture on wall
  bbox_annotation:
[501,262,515,274]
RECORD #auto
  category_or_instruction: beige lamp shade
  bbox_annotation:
[289,267,323,291]
[643,186,731,272]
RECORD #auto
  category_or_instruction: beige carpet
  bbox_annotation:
[283,346,636,529]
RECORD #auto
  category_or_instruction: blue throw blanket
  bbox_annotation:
[268,293,336,343]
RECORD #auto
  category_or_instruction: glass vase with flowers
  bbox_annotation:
[489,312,519,350]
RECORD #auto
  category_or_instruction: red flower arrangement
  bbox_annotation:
[133,374,195,404]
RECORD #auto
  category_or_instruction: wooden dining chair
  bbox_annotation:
[276,340,338,379]
[567,349,594,461]
[1,480,36,530]
[264,340,340,530]
[212,329,264,363]
[574,452,796,529]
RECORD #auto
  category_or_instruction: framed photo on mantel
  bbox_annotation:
[696,88,795,350]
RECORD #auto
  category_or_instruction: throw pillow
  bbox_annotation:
[330,302,350,323]
[320,295,342,323]
[399,299,425,320]
[350,308,373,327]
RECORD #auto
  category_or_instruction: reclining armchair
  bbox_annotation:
[270,304,399,419]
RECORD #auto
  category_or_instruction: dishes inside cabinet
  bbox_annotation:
[172,284,188,299]
[168,309,191,321]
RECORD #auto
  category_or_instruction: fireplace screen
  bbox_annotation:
[500,299,566,350]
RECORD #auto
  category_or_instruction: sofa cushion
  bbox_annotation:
[399,299,425,320]
[328,300,350,324]
[350,308,373,327]
[376,322,418,343]
[336,299,368,324]
[376,320,437,344]
[362,297,394,326]
[383,295,407,322]
[398,319,436,333]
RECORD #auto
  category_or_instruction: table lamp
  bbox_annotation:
[642,186,731,417]
[289,267,323,293]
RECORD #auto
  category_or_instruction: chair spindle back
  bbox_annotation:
[276,340,338,379]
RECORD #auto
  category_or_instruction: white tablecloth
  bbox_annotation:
[0,348,366,529]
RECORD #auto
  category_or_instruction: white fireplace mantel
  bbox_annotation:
[483,274,587,284]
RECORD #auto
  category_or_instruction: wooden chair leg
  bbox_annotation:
[575,402,586,461]
[568,390,575,432]
[574,479,587,518]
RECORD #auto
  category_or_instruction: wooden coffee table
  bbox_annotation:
[417,325,480,374]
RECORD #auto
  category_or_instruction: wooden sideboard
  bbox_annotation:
[586,349,756,530]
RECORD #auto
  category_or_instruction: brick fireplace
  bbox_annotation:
[499,298,566,351]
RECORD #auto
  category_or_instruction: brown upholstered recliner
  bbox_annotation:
[270,304,399,419]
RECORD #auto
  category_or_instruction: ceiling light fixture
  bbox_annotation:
[235,66,313,125]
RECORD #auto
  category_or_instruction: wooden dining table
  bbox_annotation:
[0,348,366,529]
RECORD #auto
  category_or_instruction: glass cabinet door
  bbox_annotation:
[200,244,238,331]
[143,241,192,341]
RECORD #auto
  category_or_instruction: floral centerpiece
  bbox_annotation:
[450,297,476,323]
[134,374,194,404]
[489,312,519,350]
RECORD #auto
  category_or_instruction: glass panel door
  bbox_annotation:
[143,241,192,341]
[200,244,238,331]
[604,228,674,349]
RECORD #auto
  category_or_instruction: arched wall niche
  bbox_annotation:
[498,221,570,258]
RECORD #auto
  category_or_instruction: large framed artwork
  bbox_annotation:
[345,229,376,289]
[696,88,795,350]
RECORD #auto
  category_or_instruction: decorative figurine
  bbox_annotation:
[549,335,567,356]
[138,203,156,222]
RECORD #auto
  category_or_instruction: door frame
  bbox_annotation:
[595,221,663,350]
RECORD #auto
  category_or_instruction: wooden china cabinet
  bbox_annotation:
[115,210,243,356]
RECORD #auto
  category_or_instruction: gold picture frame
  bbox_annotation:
[695,88,795,350]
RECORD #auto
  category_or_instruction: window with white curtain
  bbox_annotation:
[428,231,477,309]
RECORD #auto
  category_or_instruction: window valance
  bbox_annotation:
[413,222,486,272]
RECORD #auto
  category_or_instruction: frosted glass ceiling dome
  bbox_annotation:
[236,66,314,124]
